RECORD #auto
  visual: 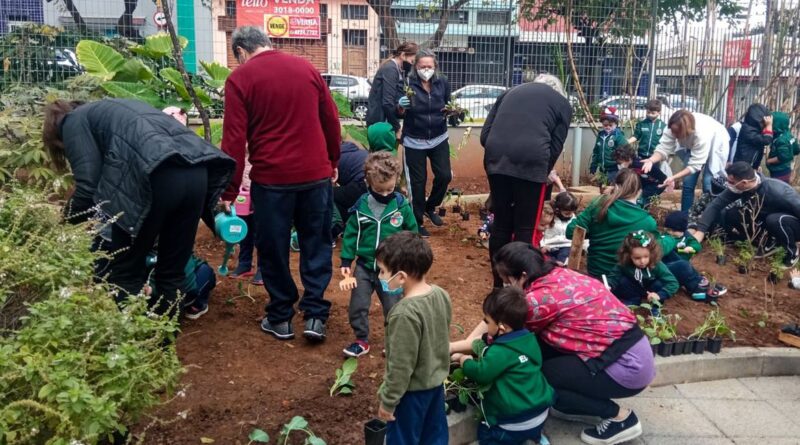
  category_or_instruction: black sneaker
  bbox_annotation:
[580,411,642,445]
[425,210,444,227]
[303,318,327,342]
[549,407,602,425]
[184,303,209,320]
[418,226,431,238]
[260,318,294,340]
[343,340,370,357]
[785,247,800,268]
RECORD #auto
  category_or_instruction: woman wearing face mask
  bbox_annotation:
[450,242,655,445]
[566,169,659,280]
[641,110,730,212]
[397,49,453,237]
[366,42,419,139]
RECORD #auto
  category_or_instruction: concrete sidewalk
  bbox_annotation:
[543,376,800,444]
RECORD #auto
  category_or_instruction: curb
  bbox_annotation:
[448,347,800,445]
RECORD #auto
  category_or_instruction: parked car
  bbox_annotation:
[596,95,674,122]
[452,85,508,121]
[658,94,700,112]
[321,73,371,120]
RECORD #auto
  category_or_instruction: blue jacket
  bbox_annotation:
[338,142,368,186]
[401,74,451,140]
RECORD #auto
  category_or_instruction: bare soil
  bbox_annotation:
[137,198,799,445]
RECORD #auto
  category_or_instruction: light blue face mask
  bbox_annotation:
[380,272,404,297]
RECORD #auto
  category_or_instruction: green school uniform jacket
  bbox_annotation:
[634,118,667,158]
[662,232,703,261]
[767,112,799,178]
[590,128,628,174]
[567,197,658,278]
[607,262,679,300]
[463,331,555,426]
[340,192,418,271]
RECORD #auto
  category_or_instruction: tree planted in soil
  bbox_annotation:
[708,235,726,261]
[330,358,358,396]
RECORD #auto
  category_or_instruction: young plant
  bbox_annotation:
[330,357,357,396]
[708,235,726,257]
[248,429,270,444]
[635,302,679,345]
[444,367,490,419]
[706,306,736,340]
[279,416,325,445]
[734,240,755,271]
[769,247,787,280]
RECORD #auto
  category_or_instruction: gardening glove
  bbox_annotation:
[398,96,411,108]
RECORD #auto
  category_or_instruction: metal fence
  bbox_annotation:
[2,0,799,127]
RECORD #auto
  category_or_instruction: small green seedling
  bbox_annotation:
[280,416,325,445]
[330,357,357,396]
[248,429,270,444]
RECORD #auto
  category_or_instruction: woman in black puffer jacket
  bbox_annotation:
[43,98,235,315]
[398,49,452,237]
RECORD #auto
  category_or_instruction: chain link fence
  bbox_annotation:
[1,0,799,127]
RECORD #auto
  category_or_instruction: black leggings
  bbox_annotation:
[488,174,547,287]
[540,343,644,419]
[404,140,452,226]
[106,163,208,316]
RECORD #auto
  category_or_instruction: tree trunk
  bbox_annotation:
[161,0,212,142]
[60,0,87,32]
[367,0,400,51]
[422,0,470,49]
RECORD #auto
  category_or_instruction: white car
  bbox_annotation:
[321,73,371,120]
[658,94,700,112]
[452,85,508,120]
[596,96,674,122]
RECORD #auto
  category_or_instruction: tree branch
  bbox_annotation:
[59,0,87,32]
[422,0,470,49]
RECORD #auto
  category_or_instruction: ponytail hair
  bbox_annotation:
[597,168,641,222]
[43,99,85,172]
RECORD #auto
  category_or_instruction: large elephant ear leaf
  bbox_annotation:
[200,61,231,89]
[101,81,165,109]
[76,40,125,81]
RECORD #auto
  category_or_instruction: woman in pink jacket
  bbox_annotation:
[451,242,655,445]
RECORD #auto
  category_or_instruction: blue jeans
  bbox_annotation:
[236,214,261,272]
[478,421,544,445]
[663,253,703,293]
[185,262,216,308]
[678,151,713,212]
[386,386,448,445]
[251,181,333,323]
[611,275,670,306]
[640,180,664,208]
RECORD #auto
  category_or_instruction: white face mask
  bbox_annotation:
[418,68,435,81]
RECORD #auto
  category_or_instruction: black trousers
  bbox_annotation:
[487,174,547,287]
[540,342,644,419]
[106,163,207,316]
[404,140,452,226]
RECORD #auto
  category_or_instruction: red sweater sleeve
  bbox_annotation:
[220,79,247,201]
[315,71,341,169]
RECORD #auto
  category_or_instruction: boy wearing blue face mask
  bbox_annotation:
[590,108,628,184]
[375,231,451,445]
[341,152,418,358]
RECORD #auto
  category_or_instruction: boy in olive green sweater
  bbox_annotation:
[376,231,451,445]
[453,286,554,445]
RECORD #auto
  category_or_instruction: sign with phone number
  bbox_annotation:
[237,0,321,40]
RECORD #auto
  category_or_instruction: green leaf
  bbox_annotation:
[76,40,125,81]
[113,59,154,83]
[200,60,231,88]
[343,125,369,149]
[248,429,270,443]
[307,437,326,445]
[285,416,308,431]
[160,67,190,100]
[449,367,465,383]
[331,91,354,118]
[101,82,165,108]
[337,386,353,395]
[342,357,358,375]
[133,33,189,59]
[196,122,223,147]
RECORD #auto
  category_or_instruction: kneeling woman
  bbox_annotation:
[451,243,655,445]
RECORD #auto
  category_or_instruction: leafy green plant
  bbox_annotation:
[444,367,490,419]
[769,247,787,280]
[343,124,370,149]
[331,91,354,118]
[734,240,755,270]
[248,428,270,444]
[330,357,357,396]
[279,416,326,445]
[708,235,725,257]
[0,24,88,90]
[634,302,679,345]
[706,306,736,340]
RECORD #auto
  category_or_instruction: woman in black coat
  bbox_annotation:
[43,98,235,315]
[481,74,573,287]
[365,41,418,136]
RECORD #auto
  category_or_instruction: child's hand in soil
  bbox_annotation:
[647,292,661,303]
[378,404,396,421]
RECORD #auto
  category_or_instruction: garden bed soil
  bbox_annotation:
[138,201,800,444]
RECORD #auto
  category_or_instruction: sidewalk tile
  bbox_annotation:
[738,376,800,401]
[691,399,800,438]
[623,397,723,437]
[645,437,734,445]
[640,385,681,399]
[767,400,800,427]
[675,379,758,400]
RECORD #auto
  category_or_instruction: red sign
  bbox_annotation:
[722,39,752,69]
[237,0,321,40]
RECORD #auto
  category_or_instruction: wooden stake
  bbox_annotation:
[568,226,586,271]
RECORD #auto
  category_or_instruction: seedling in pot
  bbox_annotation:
[708,235,726,265]
[768,248,787,284]
[445,367,489,418]
[451,189,464,214]
[634,302,679,357]
[461,211,470,221]
[330,358,357,396]
[703,305,735,354]
[438,207,447,217]
[734,240,755,274]
[593,171,609,194]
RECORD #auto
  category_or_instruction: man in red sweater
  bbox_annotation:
[221,26,341,343]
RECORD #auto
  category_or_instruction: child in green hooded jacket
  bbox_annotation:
[766,112,799,183]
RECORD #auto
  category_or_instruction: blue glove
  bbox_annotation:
[398,96,411,108]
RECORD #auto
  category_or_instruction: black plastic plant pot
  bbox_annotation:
[438,207,447,217]
[738,265,748,274]
[461,212,470,221]
[707,337,723,354]
[768,272,779,284]
[716,255,727,265]
[651,343,658,356]
[98,430,129,445]
[445,393,467,413]
[692,339,707,354]
[452,205,462,214]
[679,340,693,355]
[364,419,387,445]
[479,209,488,220]
[658,341,674,357]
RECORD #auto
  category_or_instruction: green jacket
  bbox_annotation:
[607,262,679,300]
[768,112,798,177]
[463,331,554,426]
[634,118,667,158]
[566,197,658,278]
[590,128,627,174]
[340,192,418,270]
[147,253,207,295]
[379,285,452,412]
[661,232,702,261]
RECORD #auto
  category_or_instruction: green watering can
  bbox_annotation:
[214,206,248,276]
